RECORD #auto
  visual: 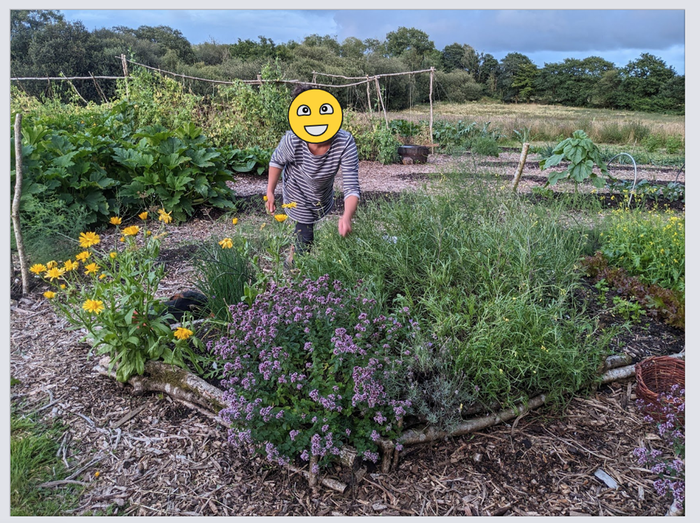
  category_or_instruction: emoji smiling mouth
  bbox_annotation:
[304,125,328,136]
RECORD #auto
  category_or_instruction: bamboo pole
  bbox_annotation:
[12,113,30,296]
[429,67,434,152]
[374,77,389,129]
[512,142,530,191]
[366,76,372,115]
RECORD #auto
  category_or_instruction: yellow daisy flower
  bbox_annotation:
[110,216,122,225]
[173,327,194,340]
[46,260,58,269]
[45,267,65,281]
[219,237,233,249]
[274,214,288,223]
[76,251,91,262]
[82,299,105,315]
[63,259,79,272]
[158,209,173,224]
[30,264,47,275]
[43,291,56,299]
[84,263,99,275]
[110,252,117,259]
[122,225,140,236]
[232,217,239,225]
[79,231,100,248]
[139,211,149,220]
[263,195,268,202]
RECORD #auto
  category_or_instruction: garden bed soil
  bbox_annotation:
[10,152,685,516]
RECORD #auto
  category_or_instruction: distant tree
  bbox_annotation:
[441,43,469,72]
[340,37,367,60]
[497,52,535,102]
[618,53,680,112]
[385,27,435,70]
[363,38,386,56]
[115,25,196,65]
[591,69,624,109]
[229,36,278,62]
[194,40,230,66]
[536,56,615,106]
[511,62,538,103]
[302,34,341,56]
[11,10,64,63]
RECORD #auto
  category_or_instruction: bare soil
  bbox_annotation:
[10,152,685,516]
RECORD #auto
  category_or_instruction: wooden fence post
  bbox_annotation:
[12,113,30,296]
[374,77,389,129]
[429,67,434,152]
[365,76,372,116]
[512,142,530,192]
[121,54,129,99]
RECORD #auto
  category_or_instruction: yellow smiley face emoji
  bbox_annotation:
[288,89,343,143]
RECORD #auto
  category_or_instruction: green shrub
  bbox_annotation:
[472,136,500,157]
[298,179,609,413]
[665,135,684,154]
[598,208,684,294]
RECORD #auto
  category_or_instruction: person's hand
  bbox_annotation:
[265,192,275,213]
[338,216,352,237]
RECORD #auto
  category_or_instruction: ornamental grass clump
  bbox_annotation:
[33,210,200,382]
[209,275,418,470]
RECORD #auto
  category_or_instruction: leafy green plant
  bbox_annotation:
[539,130,609,188]
[389,119,424,143]
[598,208,684,294]
[32,212,201,382]
[611,296,646,322]
[593,278,610,305]
[210,275,417,470]
[472,136,500,157]
[192,235,255,322]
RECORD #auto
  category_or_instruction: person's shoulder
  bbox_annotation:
[336,129,356,144]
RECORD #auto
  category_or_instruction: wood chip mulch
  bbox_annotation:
[10,153,684,516]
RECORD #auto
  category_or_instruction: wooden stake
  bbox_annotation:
[366,76,372,115]
[429,67,434,152]
[374,76,389,129]
[12,113,30,296]
[120,54,129,99]
[512,142,530,192]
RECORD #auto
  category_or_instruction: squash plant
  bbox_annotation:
[539,130,609,189]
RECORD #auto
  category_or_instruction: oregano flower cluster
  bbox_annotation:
[209,275,418,469]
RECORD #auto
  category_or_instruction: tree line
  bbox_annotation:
[11,10,684,114]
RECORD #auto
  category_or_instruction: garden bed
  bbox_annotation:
[10,153,684,516]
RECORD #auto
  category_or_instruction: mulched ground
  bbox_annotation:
[9,152,685,516]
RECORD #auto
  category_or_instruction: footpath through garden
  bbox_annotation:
[10,152,684,516]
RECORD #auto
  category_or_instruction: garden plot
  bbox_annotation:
[10,156,684,516]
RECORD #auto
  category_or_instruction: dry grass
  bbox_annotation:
[388,102,685,144]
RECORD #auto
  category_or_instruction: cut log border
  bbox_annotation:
[93,350,683,492]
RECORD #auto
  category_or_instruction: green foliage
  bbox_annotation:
[192,236,255,322]
[298,179,609,413]
[472,136,501,157]
[11,110,237,226]
[115,123,235,223]
[581,252,684,329]
[12,196,90,265]
[348,115,401,163]
[210,275,417,468]
[389,119,423,141]
[598,208,684,295]
[611,296,646,323]
[11,406,82,516]
[35,220,202,382]
[539,130,609,188]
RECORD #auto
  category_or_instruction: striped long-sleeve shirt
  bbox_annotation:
[269,130,360,224]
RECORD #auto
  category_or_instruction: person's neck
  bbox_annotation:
[307,138,332,156]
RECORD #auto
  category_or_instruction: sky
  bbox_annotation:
[57,8,687,75]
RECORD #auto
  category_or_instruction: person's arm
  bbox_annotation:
[338,195,358,237]
[266,165,282,213]
[338,134,361,237]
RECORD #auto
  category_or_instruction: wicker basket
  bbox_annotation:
[635,356,685,422]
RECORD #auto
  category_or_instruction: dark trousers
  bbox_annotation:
[294,222,314,253]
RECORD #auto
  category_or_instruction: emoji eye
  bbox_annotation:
[297,105,311,116]
[319,104,334,115]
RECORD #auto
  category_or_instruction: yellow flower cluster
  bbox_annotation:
[274,214,288,223]
[281,202,297,209]
[173,327,193,340]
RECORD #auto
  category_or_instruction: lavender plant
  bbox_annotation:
[208,275,419,471]
[633,384,685,511]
